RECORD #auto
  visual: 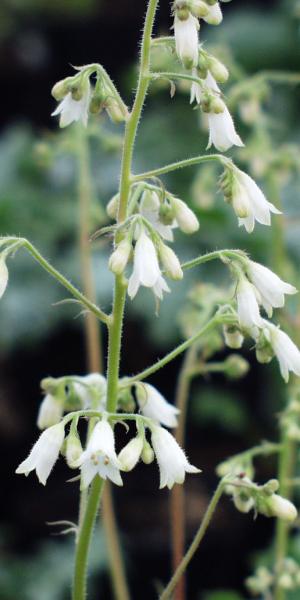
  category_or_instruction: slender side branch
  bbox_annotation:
[132,154,229,182]
[2,236,110,325]
[181,249,248,271]
[128,314,237,384]
[160,480,226,600]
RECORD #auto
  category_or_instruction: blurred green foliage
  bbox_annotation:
[0,530,108,600]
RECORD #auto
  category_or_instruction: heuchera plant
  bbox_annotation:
[2,1,300,599]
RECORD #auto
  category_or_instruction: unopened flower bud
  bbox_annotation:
[224,354,249,379]
[207,56,229,83]
[106,98,129,124]
[223,325,244,349]
[51,77,73,101]
[211,96,226,114]
[262,479,279,495]
[255,343,273,365]
[170,197,199,234]
[89,91,105,115]
[109,239,132,275]
[189,0,209,17]
[159,202,176,226]
[159,244,183,281]
[141,441,155,465]
[260,494,297,521]
[66,431,83,469]
[118,437,143,472]
[107,194,119,220]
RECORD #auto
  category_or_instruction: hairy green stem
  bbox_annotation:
[181,249,248,271]
[3,236,110,325]
[128,314,237,383]
[75,125,130,600]
[160,480,225,600]
[71,1,159,598]
[73,477,105,600]
[132,154,228,182]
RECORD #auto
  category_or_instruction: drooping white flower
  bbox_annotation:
[128,229,169,300]
[52,79,91,128]
[76,419,123,489]
[151,426,201,489]
[203,2,223,25]
[266,494,297,522]
[139,191,176,241]
[136,383,180,428]
[207,104,244,152]
[73,373,107,411]
[174,13,200,69]
[0,254,8,299]
[236,277,262,329]
[16,423,65,485]
[37,393,64,430]
[247,261,297,317]
[118,436,144,472]
[233,168,280,233]
[259,320,300,382]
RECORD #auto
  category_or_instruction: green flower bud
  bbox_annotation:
[224,354,249,379]
[141,441,155,465]
[106,194,119,220]
[223,325,244,350]
[51,77,74,101]
[210,96,226,114]
[207,56,229,83]
[66,431,83,469]
[109,239,132,276]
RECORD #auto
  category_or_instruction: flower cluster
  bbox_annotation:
[220,163,280,233]
[226,256,299,382]
[172,0,242,151]
[51,65,129,128]
[108,187,199,301]
[16,377,200,490]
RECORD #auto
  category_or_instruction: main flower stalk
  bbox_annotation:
[72,0,159,598]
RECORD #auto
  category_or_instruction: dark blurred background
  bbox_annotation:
[1,0,300,599]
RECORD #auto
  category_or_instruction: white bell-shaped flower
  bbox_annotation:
[76,419,123,488]
[37,393,64,430]
[52,79,91,128]
[136,383,180,428]
[0,254,8,299]
[151,426,201,489]
[16,423,65,485]
[207,104,244,152]
[236,277,262,329]
[139,191,176,241]
[174,12,200,69]
[247,261,297,317]
[128,229,170,300]
[259,320,300,382]
[233,168,280,233]
[203,2,223,25]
